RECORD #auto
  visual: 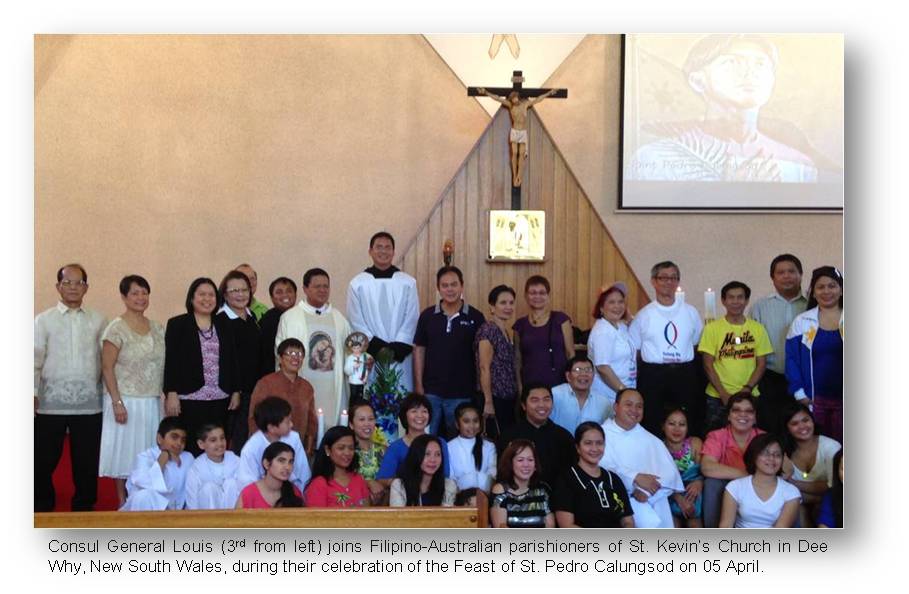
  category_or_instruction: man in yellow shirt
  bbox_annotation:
[698,281,773,432]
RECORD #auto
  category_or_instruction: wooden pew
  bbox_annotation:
[35,494,490,528]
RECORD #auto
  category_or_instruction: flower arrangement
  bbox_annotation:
[365,347,407,441]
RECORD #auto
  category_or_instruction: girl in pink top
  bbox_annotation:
[236,442,303,509]
[304,426,369,507]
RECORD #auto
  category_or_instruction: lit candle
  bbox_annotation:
[675,286,685,305]
[704,288,717,320]
[339,409,349,428]
[317,408,325,446]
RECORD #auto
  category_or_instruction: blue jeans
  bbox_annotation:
[425,394,471,438]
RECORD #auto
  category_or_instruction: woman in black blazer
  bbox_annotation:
[164,277,240,456]
[216,269,261,454]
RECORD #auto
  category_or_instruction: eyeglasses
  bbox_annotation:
[282,350,304,358]
[226,287,250,294]
[730,407,755,415]
[758,450,783,460]
[654,275,680,282]
[571,367,594,374]
[59,280,87,288]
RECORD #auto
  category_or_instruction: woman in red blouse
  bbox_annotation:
[304,426,370,507]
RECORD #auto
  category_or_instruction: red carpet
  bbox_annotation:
[51,436,119,511]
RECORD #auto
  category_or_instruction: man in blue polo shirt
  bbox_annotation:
[413,266,486,438]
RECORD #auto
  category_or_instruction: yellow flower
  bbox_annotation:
[370,427,388,449]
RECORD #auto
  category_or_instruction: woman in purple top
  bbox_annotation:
[475,285,520,438]
[163,278,240,456]
[513,276,575,390]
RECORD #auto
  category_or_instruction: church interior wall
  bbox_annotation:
[35,34,843,323]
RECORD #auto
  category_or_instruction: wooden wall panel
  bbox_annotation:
[399,110,649,329]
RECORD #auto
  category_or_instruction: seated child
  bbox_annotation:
[447,402,496,492]
[120,417,194,511]
[184,424,242,510]
[304,426,370,507]
[236,442,304,509]
[238,396,311,491]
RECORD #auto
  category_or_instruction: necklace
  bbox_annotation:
[529,311,550,326]
[199,325,214,340]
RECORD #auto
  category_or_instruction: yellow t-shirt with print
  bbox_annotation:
[698,318,773,398]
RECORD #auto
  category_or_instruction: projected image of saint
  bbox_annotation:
[628,35,819,183]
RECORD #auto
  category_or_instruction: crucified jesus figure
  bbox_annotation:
[477,87,558,187]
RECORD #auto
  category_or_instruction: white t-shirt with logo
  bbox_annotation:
[629,300,703,364]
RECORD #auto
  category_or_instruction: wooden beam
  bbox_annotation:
[35,506,485,529]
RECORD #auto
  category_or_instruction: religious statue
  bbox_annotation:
[477,86,559,187]
[343,331,374,405]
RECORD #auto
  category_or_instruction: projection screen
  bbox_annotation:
[621,34,843,210]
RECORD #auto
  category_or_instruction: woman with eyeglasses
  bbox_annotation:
[719,433,801,528]
[164,277,240,457]
[247,338,318,457]
[513,275,575,391]
[216,270,262,453]
[699,394,765,527]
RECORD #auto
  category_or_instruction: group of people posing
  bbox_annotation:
[35,232,843,528]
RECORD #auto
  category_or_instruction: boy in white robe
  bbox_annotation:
[346,232,419,393]
[120,417,193,511]
[184,424,242,510]
[599,389,684,528]
[238,396,311,492]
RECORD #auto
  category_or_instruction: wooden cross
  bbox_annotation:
[468,71,567,209]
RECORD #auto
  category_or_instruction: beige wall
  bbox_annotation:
[35,35,490,320]
[35,34,843,323]
[536,35,844,311]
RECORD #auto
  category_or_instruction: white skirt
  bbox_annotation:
[98,395,163,478]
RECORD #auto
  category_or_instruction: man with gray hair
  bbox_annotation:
[629,261,704,437]
[35,263,107,511]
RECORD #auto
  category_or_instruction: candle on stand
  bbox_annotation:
[704,288,717,321]
[339,409,349,428]
[317,408,325,446]
[675,286,685,305]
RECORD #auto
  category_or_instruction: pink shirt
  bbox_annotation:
[702,426,765,471]
[239,482,302,509]
[304,474,369,507]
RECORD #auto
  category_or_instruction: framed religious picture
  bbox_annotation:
[487,210,545,261]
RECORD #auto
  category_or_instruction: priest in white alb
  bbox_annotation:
[600,388,684,528]
[275,268,351,426]
[346,231,420,393]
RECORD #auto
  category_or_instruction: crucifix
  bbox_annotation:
[468,70,567,209]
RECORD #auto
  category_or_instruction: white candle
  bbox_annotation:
[704,288,717,320]
[675,286,685,305]
[339,409,349,428]
[317,408,325,446]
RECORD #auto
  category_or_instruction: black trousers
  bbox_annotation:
[34,413,102,512]
[636,360,705,439]
[482,396,518,441]
[228,391,251,455]
[756,369,795,432]
[179,398,229,457]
